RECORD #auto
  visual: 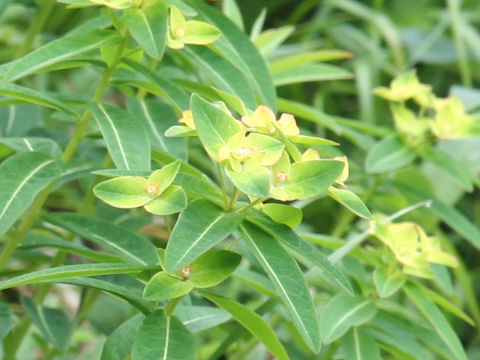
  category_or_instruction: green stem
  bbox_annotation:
[447,0,472,87]
[235,197,268,214]
[16,0,55,58]
[228,188,241,211]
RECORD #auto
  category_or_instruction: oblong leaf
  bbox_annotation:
[0,301,12,341]
[165,199,243,272]
[173,305,230,333]
[327,186,372,219]
[45,212,158,265]
[0,152,62,236]
[225,166,271,198]
[240,223,321,352]
[319,293,377,344]
[91,102,151,171]
[188,249,241,288]
[199,291,289,360]
[3,29,119,82]
[404,282,468,360]
[0,263,150,290]
[125,0,167,59]
[273,63,353,86]
[132,310,194,360]
[94,176,150,208]
[366,136,416,174]
[21,296,71,350]
[246,209,353,293]
[127,99,187,160]
[341,327,381,360]
[144,185,187,215]
[0,137,62,158]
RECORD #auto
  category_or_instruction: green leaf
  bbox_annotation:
[273,63,353,86]
[184,46,256,109]
[101,314,144,360]
[233,268,276,296]
[418,145,473,192]
[225,166,271,197]
[240,223,321,352]
[327,187,372,219]
[45,212,158,265]
[174,172,223,206]
[0,137,62,158]
[365,136,416,174]
[165,199,243,272]
[0,152,62,237]
[188,249,241,288]
[3,29,119,82]
[319,293,377,344]
[246,209,353,293]
[183,0,276,109]
[0,301,12,340]
[132,310,194,360]
[253,26,294,57]
[0,83,76,115]
[125,0,167,59]
[288,134,338,146]
[121,59,189,112]
[404,282,468,360]
[373,266,405,298]
[0,263,150,291]
[173,305,230,333]
[341,327,382,360]
[144,185,187,215]
[0,105,41,137]
[181,21,222,44]
[261,203,302,228]
[272,160,344,201]
[190,94,243,158]
[270,50,353,73]
[127,99,187,160]
[91,102,151,171]
[94,176,151,208]
[143,272,193,301]
[199,290,290,360]
[21,234,122,263]
[21,297,71,350]
[49,277,152,314]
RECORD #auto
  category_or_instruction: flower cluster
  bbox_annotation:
[371,215,458,278]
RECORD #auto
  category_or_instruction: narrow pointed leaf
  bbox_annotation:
[366,136,416,174]
[240,223,321,352]
[319,293,377,344]
[0,83,76,115]
[127,99,187,160]
[45,212,158,265]
[0,263,150,291]
[132,310,194,360]
[199,291,290,360]
[0,152,62,237]
[0,301,12,340]
[273,63,353,86]
[125,0,167,59]
[91,102,151,171]
[246,209,353,293]
[404,282,467,360]
[3,29,119,81]
[21,297,71,350]
[341,327,382,360]
[173,305,230,333]
[165,199,243,272]
[0,137,62,158]
[327,187,372,219]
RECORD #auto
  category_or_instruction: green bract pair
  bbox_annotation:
[93,160,187,215]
